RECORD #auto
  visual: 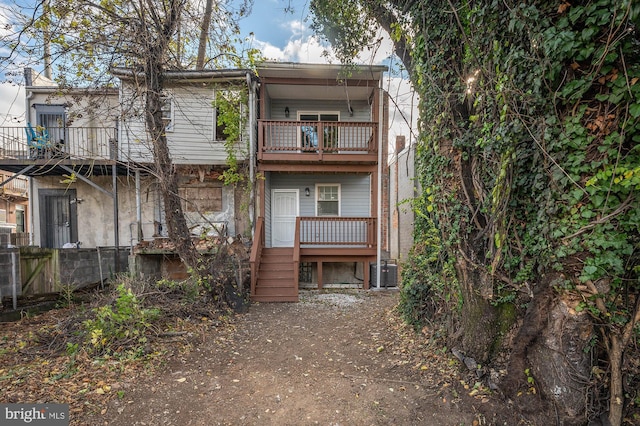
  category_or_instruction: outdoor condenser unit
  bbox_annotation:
[369,260,398,288]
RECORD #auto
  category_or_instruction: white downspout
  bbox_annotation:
[376,80,383,289]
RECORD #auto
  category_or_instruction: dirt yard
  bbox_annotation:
[2,290,535,425]
[85,290,514,426]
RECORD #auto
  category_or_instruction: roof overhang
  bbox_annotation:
[257,62,388,102]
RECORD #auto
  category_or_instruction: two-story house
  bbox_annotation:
[112,68,256,245]
[250,62,390,302]
[1,63,390,300]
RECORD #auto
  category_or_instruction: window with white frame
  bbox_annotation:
[160,94,174,131]
[0,208,6,223]
[316,184,340,216]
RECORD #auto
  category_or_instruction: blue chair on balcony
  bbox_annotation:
[25,122,50,159]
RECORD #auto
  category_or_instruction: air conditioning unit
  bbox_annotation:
[369,261,398,288]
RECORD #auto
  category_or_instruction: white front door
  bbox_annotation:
[272,189,299,247]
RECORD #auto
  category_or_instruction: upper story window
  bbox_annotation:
[316,184,340,216]
[0,209,6,223]
[298,112,339,149]
[160,94,174,132]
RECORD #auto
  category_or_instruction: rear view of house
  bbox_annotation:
[250,62,390,302]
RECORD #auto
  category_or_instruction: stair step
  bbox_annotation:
[258,270,295,280]
[253,247,297,302]
[256,277,294,287]
[252,294,298,303]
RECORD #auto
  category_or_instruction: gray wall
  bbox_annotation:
[265,173,371,248]
[389,142,417,262]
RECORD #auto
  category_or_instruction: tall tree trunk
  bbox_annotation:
[196,0,214,70]
[142,0,200,271]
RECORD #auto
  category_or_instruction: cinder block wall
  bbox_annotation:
[0,247,130,303]
[0,248,21,298]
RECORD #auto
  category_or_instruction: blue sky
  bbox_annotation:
[0,0,417,144]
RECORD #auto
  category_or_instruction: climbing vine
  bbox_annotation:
[214,85,249,186]
[310,0,639,423]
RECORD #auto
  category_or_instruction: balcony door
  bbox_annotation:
[271,189,299,247]
[298,112,339,150]
[35,104,66,147]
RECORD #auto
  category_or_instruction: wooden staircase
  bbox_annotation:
[252,247,298,302]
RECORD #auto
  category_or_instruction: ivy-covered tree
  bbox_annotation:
[311,1,639,424]
[1,0,254,273]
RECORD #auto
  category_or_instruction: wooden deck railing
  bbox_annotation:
[258,120,377,157]
[0,126,118,161]
[249,217,265,296]
[298,217,376,248]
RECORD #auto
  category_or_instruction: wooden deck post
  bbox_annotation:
[363,260,370,290]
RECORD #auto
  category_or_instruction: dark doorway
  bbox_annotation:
[39,189,78,248]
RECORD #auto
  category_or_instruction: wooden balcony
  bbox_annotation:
[0,126,118,163]
[297,216,376,252]
[258,120,378,165]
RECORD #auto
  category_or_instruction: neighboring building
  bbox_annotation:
[0,68,254,256]
[0,169,29,247]
[0,69,122,250]
[250,62,390,302]
[389,135,417,263]
[113,68,257,247]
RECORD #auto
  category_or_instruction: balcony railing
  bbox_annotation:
[258,120,377,160]
[0,173,28,196]
[0,126,118,161]
[297,216,376,248]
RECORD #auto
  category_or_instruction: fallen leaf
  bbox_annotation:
[176,377,187,383]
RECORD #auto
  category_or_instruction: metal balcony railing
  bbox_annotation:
[0,126,118,161]
[0,173,28,195]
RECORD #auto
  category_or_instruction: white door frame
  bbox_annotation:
[271,189,299,247]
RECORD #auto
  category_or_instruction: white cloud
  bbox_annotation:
[286,19,306,37]
[283,36,335,63]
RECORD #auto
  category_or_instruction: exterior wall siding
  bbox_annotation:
[269,99,371,122]
[270,173,370,217]
[265,173,370,248]
[264,172,272,246]
[119,84,248,165]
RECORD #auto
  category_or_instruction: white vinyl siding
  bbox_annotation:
[120,84,248,165]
